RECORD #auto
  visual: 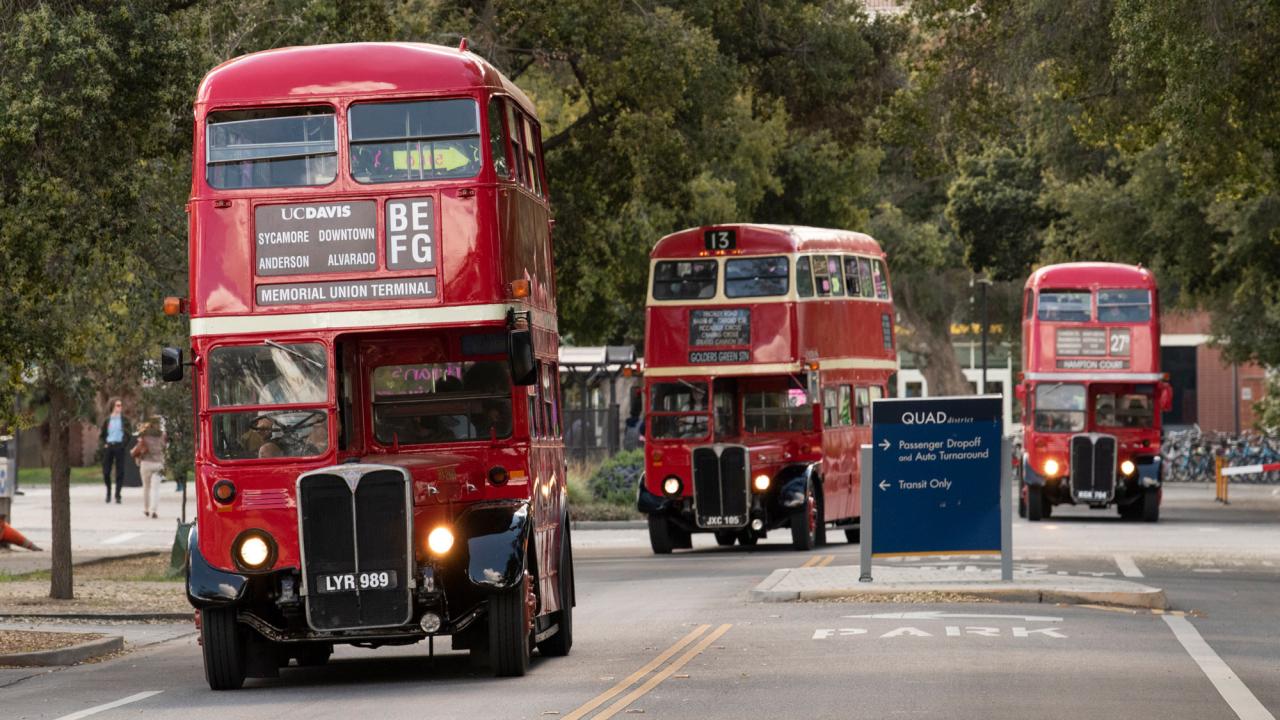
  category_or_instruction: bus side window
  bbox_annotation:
[823,387,839,427]
[523,115,542,197]
[487,97,511,179]
[542,363,556,436]
[507,104,527,187]
[550,365,562,437]
[874,259,891,300]
[533,122,549,198]
[797,256,814,297]
[844,256,860,297]
[839,386,853,426]
[1024,289,1034,319]
[827,256,845,296]
[858,258,874,298]
[870,385,884,404]
[855,387,870,425]
[813,254,831,296]
[527,365,541,439]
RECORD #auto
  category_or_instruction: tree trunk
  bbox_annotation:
[47,378,74,600]
[894,274,973,397]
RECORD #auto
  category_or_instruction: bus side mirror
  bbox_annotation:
[1014,384,1026,402]
[508,330,536,386]
[1158,383,1173,412]
[161,347,184,382]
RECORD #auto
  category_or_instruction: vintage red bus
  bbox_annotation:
[639,224,898,552]
[161,42,572,689]
[1016,262,1171,522]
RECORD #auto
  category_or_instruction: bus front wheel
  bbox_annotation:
[714,531,736,547]
[489,571,532,677]
[1027,484,1044,522]
[790,479,818,550]
[1141,487,1160,523]
[648,515,679,554]
[201,607,247,690]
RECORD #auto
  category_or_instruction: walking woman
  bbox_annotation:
[99,399,133,503]
[132,419,167,519]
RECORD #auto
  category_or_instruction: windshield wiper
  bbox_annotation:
[265,339,323,369]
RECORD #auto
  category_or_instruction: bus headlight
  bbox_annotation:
[427,527,454,555]
[1042,458,1060,477]
[232,530,276,571]
[752,474,771,492]
[1120,459,1136,477]
[662,476,682,498]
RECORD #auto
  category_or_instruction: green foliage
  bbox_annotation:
[945,143,1050,281]
[586,449,644,505]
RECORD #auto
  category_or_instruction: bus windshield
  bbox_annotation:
[725,257,789,298]
[208,342,330,461]
[1037,291,1091,322]
[370,361,512,444]
[349,99,482,183]
[1034,384,1086,433]
[1097,289,1151,322]
[649,381,709,438]
[206,107,336,189]
[744,386,813,433]
[1095,389,1155,428]
[653,261,717,300]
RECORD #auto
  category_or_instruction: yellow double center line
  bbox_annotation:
[801,554,835,568]
[563,623,733,720]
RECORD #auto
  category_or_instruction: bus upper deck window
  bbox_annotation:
[1037,291,1091,322]
[653,260,717,300]
[206,107,336,189]
[857,257,874,298]
[843,256,860,297]
[1097,289,1151,322]
[725,256,789,298]
[487,98,510,179]
[349,99,481,184]
[873,259,890,300]
[796,257,814,298]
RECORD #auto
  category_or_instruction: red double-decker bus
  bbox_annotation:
[638,225,898,552]
[1016,262,1171,522]
[161,42,572,689]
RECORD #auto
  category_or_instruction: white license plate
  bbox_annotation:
[1075,490,1107,501]
[700,515,744,527]
[315,570,398,594]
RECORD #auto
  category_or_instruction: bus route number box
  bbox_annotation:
[869,396,1004,557]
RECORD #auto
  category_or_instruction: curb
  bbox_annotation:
[749,570,1169,610]
[0,612,192,622]
[0,634,123,667]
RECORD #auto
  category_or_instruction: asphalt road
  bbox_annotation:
[3,487,1277,720]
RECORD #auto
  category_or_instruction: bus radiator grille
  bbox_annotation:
[299,469,412,631]
[691,446,749,529]
[1069,434,1117,503]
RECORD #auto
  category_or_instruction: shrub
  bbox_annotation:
[587,449,644,505]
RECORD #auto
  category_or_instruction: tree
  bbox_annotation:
[0,2,197,598]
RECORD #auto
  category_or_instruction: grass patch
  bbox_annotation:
[566,457,643,521]
[17,466,103,486]
[0,553,179,583]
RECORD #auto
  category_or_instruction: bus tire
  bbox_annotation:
[814,491,828,547]
[1141,487,1160,523]
[738,530,759,546]
[790,479,817,551]
[714,531,736,547]
[647,515,675,554]
[1027,484,1044,522]
[536,534,573,658]
[844,528,860,544]
[201,607,247,691]
[489,572,532,677]
[292,642,332,667]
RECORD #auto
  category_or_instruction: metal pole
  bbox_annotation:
[859,444,873,582]
[981,279,989,393]
[1000,435,1012,582]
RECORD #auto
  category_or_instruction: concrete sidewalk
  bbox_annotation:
[751,564,1168,608]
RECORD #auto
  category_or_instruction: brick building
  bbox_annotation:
[1161,310,1270,432]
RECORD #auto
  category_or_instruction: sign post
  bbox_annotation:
[859,396,1010,581]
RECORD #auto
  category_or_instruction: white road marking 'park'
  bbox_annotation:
[100,532,142,545]
[1162,615,1275,720]
[813,626,1066,640]
[1114,554,1144,578]
[54,691,163,720]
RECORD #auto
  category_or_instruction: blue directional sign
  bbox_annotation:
[871,396,1003,556]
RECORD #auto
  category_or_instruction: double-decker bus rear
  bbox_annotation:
[1017,262,1171,522]
[163,42,571,690]
[639,225,897,552]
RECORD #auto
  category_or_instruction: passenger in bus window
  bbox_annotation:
[241,417,274,458]
[474,401,512,439]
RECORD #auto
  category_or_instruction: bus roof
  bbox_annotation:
[651,224,885,258]
[1025,262,1156,291]
[196,42,535,115]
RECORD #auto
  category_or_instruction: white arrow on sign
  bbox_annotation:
[879,439,891,451]
[841,611,1063,623]
[878,480,890,491]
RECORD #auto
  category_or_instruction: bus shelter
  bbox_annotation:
[559,346,637,464]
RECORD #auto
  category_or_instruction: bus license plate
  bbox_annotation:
[315,570,398,594]
[701,515,744,527]
[1075,490,1107,501]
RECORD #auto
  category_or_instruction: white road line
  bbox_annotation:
[1114,554,1144,578]
[100,532,142,545]
[54,691,163,720]
[1162,615,1275,720]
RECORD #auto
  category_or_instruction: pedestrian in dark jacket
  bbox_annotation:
[99,399,133,504]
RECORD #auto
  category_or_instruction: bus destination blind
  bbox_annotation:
[255,201,378,276]
[688,308,750,364]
